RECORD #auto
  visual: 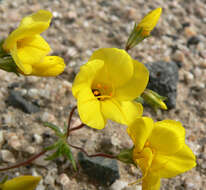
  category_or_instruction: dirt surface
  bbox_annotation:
[0,0,206,189]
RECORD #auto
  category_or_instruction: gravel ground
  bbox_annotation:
[0,0,206,189]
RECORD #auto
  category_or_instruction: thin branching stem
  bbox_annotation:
[68,143,117,159]
[0,150,47,172]
[69,123,85,133]
[66,105,77,137]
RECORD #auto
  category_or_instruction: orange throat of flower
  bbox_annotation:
[92,83,113,101]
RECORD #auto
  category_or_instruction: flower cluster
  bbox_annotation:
[72,8,196,190]
[127,118,196,189]
[0,8,196,190]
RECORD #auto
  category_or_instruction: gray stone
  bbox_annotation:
[78,152,120,186]
[145,61,179,109]
[7,90,40,114]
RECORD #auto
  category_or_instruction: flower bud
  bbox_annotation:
[117,148,135,165]
[142,89,167,111]
[126,8,162,50]
[1,176,41,190]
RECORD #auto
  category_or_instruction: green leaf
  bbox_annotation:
[0,176,8,184]
[45,140,64,161]
[63,122,68,133]
[43,122,63,137]
[44,140,62,151]
[45,148,62,161]
[62,144,76,170]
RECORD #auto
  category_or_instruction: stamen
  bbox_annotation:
[92,89,101,96]
[145,141,150,147]
[97,83,102,88]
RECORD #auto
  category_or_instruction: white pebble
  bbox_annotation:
[110,180,128,190]
[25,146,36,154]
[56,173,70,186]
[28,88,39,98]
[33,134,43,144]
[184,71,194,83]
[45,168,57,185]
[0,131,4,145]
[7,133,22,150]
[0,150,16,163]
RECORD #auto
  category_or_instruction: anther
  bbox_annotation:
[92,89,101,96]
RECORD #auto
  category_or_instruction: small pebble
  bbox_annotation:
[27,88,39,99]
[0,150,16,163]
[110,180,128,190]
[62,81,72,91]
[184,26,197,38]
[41,112,55,122]
[45,168,58,185]
[2,114,14,127]
[56,173,70,186]
[184,71,194,83]
[33,134,43,144]
[0,131,4,146]
[25,146,36,154]
[172,50,185,63]
[7,133,22,150]
[200,60,206,68]
[194,67,202,77]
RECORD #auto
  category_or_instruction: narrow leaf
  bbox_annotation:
[43,122,63,137]
[62,144,76,170]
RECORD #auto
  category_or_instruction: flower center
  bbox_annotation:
[92,83,113,101]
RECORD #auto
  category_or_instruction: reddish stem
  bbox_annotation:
[69,143,117,159]
[0,150,47,172]
[67,106,77,137]
[69,123,85,133]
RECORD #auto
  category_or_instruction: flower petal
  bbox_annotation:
[151,144,196,178]
[17,35,51,68]
[115,59,149,101]
[101,99,126,125]
[20,10,52,28]
[3,10,52,50]
[10,46,32,74]
[77,87,106,129]
[121,101,143,125]
[30,56,65,76]
[2,176,41,190]
[134,147,153,176]
[142,173,161,190]
[72,60,104,98]
[148,120,185,155]
[127,117,154,152]
[101,100,143,126]
[89,48,134,88]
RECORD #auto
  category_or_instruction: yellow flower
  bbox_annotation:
[3,10,65,76]
[137,8,162,37]
[72,48,149,129]
[127,117,196,190]
[1,176,41,190]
